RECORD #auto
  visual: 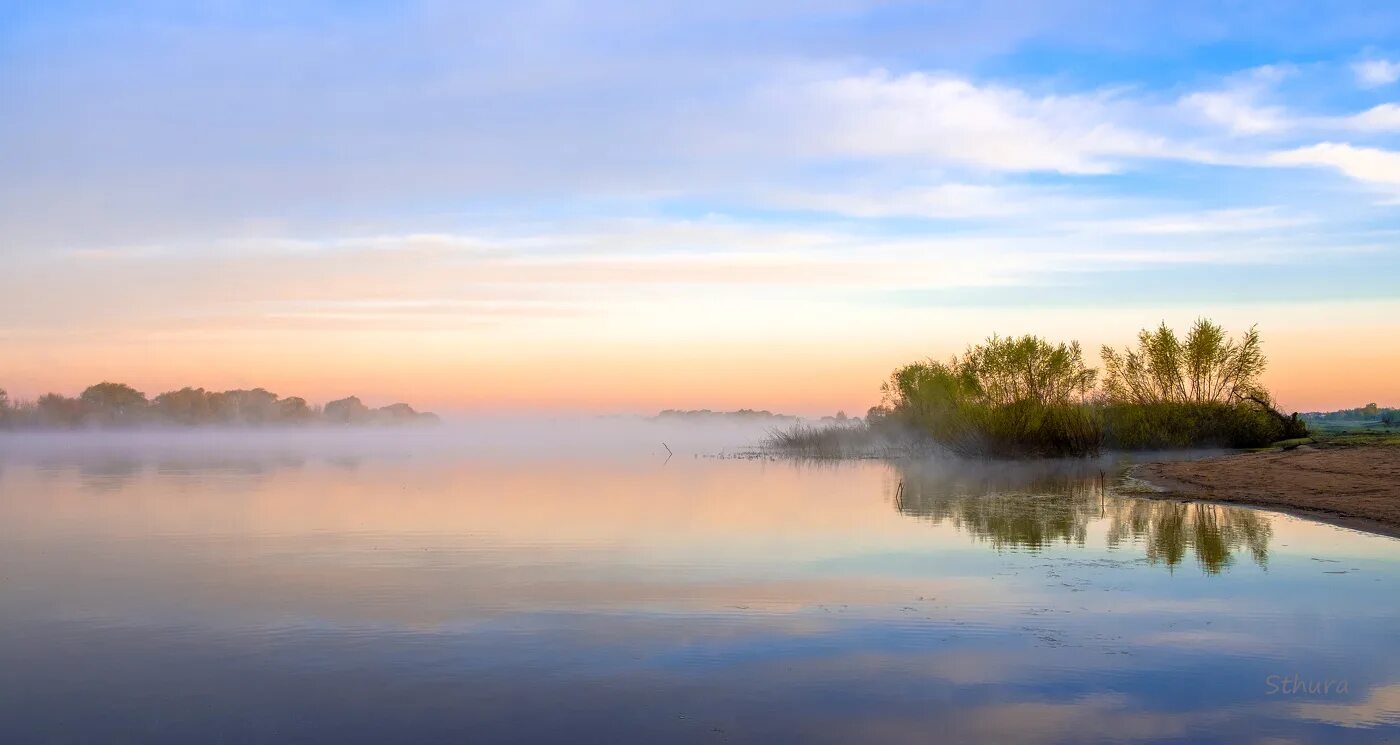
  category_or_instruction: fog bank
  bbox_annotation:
[0,416,779,465]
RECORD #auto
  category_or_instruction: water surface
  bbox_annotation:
[1,429,1397,744]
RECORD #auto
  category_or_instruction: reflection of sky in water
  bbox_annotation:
[0,443,1397,744]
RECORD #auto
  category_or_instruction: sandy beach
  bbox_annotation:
[1137,445,1400,539]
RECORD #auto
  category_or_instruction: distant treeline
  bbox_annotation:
[653,408,856,424]
[654,408,799,423]
[1301,404,1398,424]
[0,383,439,429]
[769,319,1309,459]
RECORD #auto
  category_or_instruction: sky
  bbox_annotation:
[2,0,1399,415]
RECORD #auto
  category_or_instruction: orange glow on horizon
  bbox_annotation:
[2,305,1396,417]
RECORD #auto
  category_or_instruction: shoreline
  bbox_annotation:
[1131,445,1400,540]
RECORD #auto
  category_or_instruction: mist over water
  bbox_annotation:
[0,415,777,464]
[1,421,1398,743]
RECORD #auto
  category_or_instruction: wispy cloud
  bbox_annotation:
[3,209,1371,342]
[1269,142,1400,188]
[1177,65,1293,135]
[1056,207,1313,236]
[1353,58,1400,87]
[1335,103,1400,131]
[756,183,1121,220]
[781,70,1190,174]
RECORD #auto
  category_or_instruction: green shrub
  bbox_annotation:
[1100,401,1283,449]
[874,336,1102,457]
[765,321,1307,459]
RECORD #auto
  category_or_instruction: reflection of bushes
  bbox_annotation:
[0,382,439,429]
[892,461,1270,573]
[893,461,1105,549]
[1105,500,1271,573]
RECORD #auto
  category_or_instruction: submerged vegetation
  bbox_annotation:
[0,382,439,429]
[770,319,1309,459]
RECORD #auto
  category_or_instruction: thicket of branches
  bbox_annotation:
[1100,320,1266,406]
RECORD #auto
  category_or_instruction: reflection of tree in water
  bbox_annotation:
[1105,499,1270,573]
[891,459,1269,573]
[893,462,1101,550]
[77,458,146,493]
[14,454,310,493]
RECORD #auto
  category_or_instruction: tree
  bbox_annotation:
[208,388,280,424]
[277,396,313,422]
[0,383,438,429]
[876,335,1102,457]
[1101,319,1266,405]
[960,335,1098,406]
[152,387,213,425]
[323,396,371,424]
[35,393,84,427]
[376,403,420,424]
[80,382,148,425]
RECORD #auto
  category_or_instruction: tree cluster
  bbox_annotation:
[863,319,1306,457]
[1301,403,1398,423]
[0,383,439,429]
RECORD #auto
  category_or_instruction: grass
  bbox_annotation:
[1200,419,1400,452]
[1305,420,1400,448]
[760,422,920,459]
[761,423,861,458]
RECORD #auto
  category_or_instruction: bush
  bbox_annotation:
[773,321,1307,459]
[930,401,1103,458]
[1100,401,1283,449]
[874,336,1102,457]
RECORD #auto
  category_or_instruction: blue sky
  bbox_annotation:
[2,1,1398,411]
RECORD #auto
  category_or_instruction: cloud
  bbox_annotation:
[1179,90,1288,135]
[1337,103,1400,131]
[784,70,1190,174]
[1176,64,1294,135]
[1057,207,1313,236]
[0,207,1352,342]
[1353,58,1400,87]
[831,693,1199,745]
[1269,142,1400,187]
[1292,682,1400,728]
[756,183,1121,220]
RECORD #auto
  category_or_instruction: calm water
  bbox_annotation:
[1,428,1398,744]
